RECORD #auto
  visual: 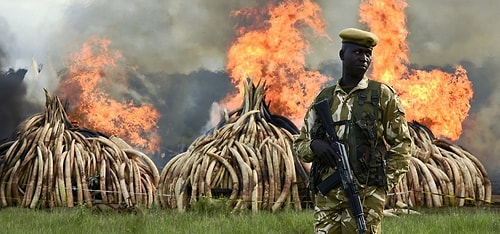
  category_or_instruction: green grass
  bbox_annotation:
[0,201,498,234]
[0,206,312,234]
[383,206,499,234]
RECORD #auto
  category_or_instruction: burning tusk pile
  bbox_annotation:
[158,78,309,212]
[0,90,159,209]
[387,122,492,208]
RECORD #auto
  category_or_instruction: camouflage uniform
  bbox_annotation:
[294,76,412,233]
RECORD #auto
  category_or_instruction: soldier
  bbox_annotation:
[293,28,412,233]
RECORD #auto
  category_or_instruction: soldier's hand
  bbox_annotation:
[310,139,336,161]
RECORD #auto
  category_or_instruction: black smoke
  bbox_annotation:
[0,68,42,142]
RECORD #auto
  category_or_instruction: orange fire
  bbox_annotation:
[56,37,161,153]
[360,0,473,140]
[225,0,473,141]
[225,0,330,121]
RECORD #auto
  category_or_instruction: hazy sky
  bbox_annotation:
[1,0,499,74]
[1,0,68,66]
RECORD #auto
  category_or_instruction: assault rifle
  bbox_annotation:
[313,99,367,234]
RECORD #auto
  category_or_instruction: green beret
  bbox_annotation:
[339,28,379,48]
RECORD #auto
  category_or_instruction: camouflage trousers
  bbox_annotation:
[313,186,386,234]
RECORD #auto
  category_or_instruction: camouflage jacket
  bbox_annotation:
[293,76,412,191]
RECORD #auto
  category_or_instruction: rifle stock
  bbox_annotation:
[313,99,367,234]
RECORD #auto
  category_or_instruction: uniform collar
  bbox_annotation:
[334,76,370,94]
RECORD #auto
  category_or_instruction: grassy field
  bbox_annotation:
[0,202,498,234]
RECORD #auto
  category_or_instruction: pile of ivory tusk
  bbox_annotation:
[158,78,310,212]
[0,90,159,209]
[387,121,492,208]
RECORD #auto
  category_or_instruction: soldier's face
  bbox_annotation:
[340,43,373,75]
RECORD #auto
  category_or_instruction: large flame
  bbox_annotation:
[360,0,473,140]
[224,0,330,121]
[56,37,161,152]
[225,0,473,141]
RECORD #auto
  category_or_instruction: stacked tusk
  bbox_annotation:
[157,78,310,212]
[386,122,492,208]
[1,87,488,212]
[0,89,159,209]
